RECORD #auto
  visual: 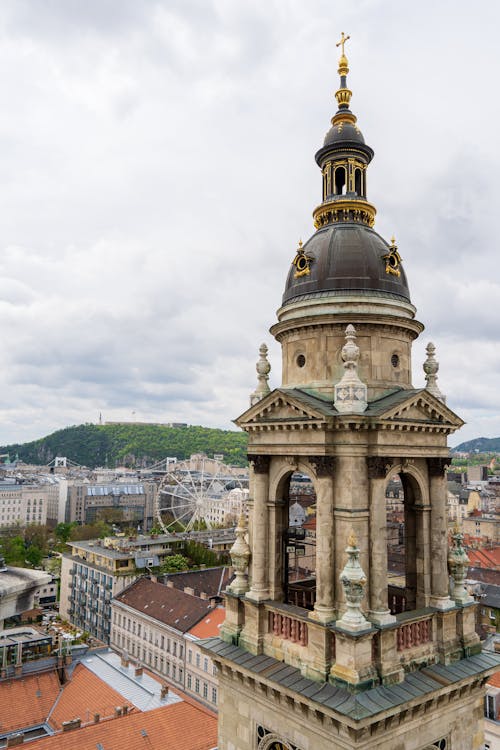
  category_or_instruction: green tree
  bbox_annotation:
[55,522,74,544]
[160,554,190,573]
[25,545,43,567]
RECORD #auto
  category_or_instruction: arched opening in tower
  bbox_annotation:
[386,472,420,614]
[282,471,316,610]
[354,167,362,196]
[334,166,347,196]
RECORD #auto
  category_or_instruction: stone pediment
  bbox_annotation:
[370,389,464,429]
[235,389,331,429]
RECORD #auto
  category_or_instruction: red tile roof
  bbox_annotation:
[49,663,135,729]
[188,606,226,638]
[115,578,214,632]
[0,671,61,732]
[487,671,500,689]
[27,702,217,750]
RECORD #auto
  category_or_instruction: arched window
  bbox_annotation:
[334,166,346,195]
[354,168,362,196]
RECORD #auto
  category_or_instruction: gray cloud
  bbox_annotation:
[0,1,498,448]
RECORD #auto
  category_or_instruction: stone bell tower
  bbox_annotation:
[201,34,500,750]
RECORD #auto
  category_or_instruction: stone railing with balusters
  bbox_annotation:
[269,610,308,646]
[396,617,433,652]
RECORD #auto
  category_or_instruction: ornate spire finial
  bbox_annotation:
[423,342,446,403]
[250,343,271,406]
[333,32,353,115]
[348,528,357,548]
[334,325,368,414]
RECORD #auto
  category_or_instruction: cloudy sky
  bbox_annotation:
[0,0,498,447]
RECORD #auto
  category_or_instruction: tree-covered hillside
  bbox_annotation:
[0,423,248,468]
[452,437,500,454]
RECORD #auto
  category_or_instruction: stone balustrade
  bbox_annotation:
[396,617,432,652]
[269,611,308,646]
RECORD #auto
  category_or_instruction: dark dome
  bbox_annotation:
[282,223,411,305]
[324,119,365,147]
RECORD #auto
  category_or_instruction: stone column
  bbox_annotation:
[246,455,270,602]
[428,458,454,610]
[309,457,335,623]
[367,458,395,624]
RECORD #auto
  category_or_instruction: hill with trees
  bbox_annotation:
[452,437,500,454]
[0,423,248,468]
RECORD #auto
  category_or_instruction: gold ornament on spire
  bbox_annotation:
[347,528,358,548]
[333,31,353,121]
[336,32,350,75]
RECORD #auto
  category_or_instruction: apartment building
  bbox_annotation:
[111,577,217,696]
[66,481,157,529]
[60,533,186,642]
[0,481,51,528]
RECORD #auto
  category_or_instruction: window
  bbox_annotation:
[485,694,497,719]
[195,653,201,668]
[173,665,177,680]
[195,678,200,693]
[203,683,208,699]
[188,650,192,664]
[212,664,217,676]
[137,624,141,637]
[211,687,217,704]
[179,644,183,658]
[203,658,208,673]
[187,674,192,689]
[161,635,164,649]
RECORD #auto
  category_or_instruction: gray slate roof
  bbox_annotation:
[201,637,500,721]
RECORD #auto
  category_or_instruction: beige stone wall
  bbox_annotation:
[278,322,415,399]
[217,668,486,750]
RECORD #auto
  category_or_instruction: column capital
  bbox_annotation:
[366,456,392,479]
[308,455,335,477]
[248,454,271,474]
[427,457,450,477]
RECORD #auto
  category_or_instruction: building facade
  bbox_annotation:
[110,576,221,709]
[0,481,51,528]
[66,481,157,530]
[202,38,500,750]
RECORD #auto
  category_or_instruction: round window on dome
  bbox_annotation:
[296,354,306,368]
[391,354,400,368]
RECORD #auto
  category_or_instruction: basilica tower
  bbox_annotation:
[202,36,500,750]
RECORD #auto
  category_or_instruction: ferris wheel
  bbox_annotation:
[155,456,248,533]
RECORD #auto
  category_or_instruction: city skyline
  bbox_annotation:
[0,2,499,446]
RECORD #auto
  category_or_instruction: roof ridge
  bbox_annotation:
[46,668,65,723]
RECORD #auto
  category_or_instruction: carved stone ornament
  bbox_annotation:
[337,530,369,631]
[248,454,271,474]
[427,457,450,478]
[423,342,446,403]
[250,343,271,406]
[366,456,392,479]
[334,324,368,414]
[228,514,251,595]
[448,525,473,605]
[308,455,335,477]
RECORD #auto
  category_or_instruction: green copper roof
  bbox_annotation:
[200,637,500,721]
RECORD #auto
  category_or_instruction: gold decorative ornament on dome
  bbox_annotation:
[382,236,403,277]
[292,239,314,278]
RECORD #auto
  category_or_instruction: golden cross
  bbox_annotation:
[336,32,350,56]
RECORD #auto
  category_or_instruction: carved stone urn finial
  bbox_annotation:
[423,342,446,403]
[448,524,473,604]
[250,343,271,406]
[337,529,370,631]
[228,514,251,595]
[334,325,367,414]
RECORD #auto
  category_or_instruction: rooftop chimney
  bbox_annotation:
[62,719,81,732]
[160,685,169,700]
[7,733,24,747]
[135,665,143,677]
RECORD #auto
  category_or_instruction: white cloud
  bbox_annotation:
[0,0,498,448]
